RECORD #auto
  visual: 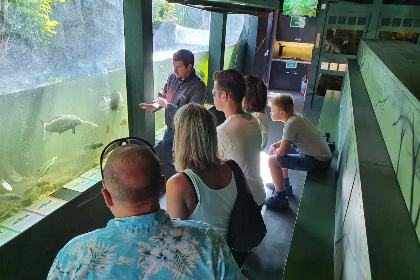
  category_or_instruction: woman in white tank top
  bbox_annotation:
[166,103,243,241]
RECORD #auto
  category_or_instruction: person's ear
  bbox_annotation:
[160,175,166,195]
[187,64,193,71]
[222,91,228,101]
[101,188,114,208]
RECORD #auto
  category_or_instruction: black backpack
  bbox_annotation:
[226,160,267,252]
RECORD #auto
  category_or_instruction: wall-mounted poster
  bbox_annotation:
[283,0,318,17]
[321,62,329,70]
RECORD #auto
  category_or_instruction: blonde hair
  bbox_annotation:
[173,103,220,172]
[269,94,294,115]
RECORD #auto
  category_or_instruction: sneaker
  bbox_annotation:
[266,183,293,196]
[265,191,289,209]
[285,185,293,196]
[265,183,275,192]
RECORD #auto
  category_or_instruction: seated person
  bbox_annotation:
[166,103,240,242]
[265,94,332,209]
[243,75,269,150]
[48,140,243,280]
[213,69,265,207]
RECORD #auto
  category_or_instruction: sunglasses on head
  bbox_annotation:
[100,137,156,189]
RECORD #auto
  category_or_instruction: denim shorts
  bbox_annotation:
[277,150,331,172]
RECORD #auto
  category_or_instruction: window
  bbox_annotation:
[0,0,128,244]
[324,29,364,55]
[152,0,211,132]
[224,14,253,72]
[378,31,419,45]
[316,75,344,96]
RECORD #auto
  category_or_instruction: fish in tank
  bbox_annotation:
[0,0,129,225]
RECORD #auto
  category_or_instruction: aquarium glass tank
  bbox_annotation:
[378,31,419,45]
[224,14,253,72]
[152,0,211,133]
[283,0,318,17]
[324,29,364,55]
[0,0,128,244]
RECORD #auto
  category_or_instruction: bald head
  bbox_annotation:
[103,145,162,207]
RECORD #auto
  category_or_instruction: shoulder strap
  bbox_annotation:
[182,171,199,204]
[225,160,246,194]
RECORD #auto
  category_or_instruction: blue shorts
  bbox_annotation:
[277,148,331,172]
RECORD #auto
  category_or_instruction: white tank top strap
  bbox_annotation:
[183,169,201,203]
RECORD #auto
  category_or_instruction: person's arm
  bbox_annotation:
[269,140,282,155]
[164,82,207,114]
[275,140,292,157]
[166,174,190,220]
[188,82,207,105]
[139,80,170,112]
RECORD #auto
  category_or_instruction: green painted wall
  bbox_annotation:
[358,40,420,239]
[335,71,371,280]
[336,57,420,280]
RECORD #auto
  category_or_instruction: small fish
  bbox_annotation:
[0,229,3,233]
[12,214,30,226]
[120,118,128,126]
[85,142,104,150]
[41,115,98,140]
[49,181,54,187]
[35,179,48,188]
[38,200,53,210]
[1,179,12,192]
[106,124,110,134]
[0,193,23,202]
[36,157,57,180]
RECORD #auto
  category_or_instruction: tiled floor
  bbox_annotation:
[242,90,308,280]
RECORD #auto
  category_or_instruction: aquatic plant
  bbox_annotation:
[0,0,63,61]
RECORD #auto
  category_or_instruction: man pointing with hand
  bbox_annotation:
[140,49,206,169]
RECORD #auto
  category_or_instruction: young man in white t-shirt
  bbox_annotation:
[265,94,332,209]
[212,69,266,207]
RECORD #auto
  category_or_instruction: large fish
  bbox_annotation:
[41,115,98,140]
[101,90,124,113]
[36,157,57,180]
[0,193,23,202]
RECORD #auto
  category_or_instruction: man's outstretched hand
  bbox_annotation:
[139,103,160,112]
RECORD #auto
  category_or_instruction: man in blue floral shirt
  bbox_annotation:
[48,144,244,280]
